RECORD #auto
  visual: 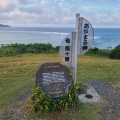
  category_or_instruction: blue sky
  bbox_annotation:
[0,0,120,28]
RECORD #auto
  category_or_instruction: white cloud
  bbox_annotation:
[0,0,120,27]
[19,5,43,14]
[0,0,18,13]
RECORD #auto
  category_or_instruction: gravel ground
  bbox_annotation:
[86,81,120,120]
[2,89,32,120]
[2,81,120,120]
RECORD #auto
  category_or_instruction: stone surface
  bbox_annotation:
[78,86,87,94]
[36,62,73,98]
[78,87,103,103]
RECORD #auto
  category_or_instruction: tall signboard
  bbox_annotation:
[78,17,94,55]
[59,32,76,68]
[59,14,94,82]
[59,33,72,67]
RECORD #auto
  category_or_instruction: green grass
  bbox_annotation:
[77,55,120,84]
[28,103,100,120]
[0,54,61,118]
[0,53,120,120]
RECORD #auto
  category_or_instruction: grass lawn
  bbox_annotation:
[0,53,120,120]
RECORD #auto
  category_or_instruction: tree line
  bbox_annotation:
[86,45,120,59]
[0,43,59,56]
[0,43,120,59]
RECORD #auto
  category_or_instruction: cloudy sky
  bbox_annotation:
[0,0,120,28]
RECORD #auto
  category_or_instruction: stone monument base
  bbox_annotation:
[78,87,103,103]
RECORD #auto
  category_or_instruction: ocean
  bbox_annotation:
[0,27,120,49]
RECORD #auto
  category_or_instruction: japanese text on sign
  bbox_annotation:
[42,72,65,85]
[65,38,71,62]
[83,23,89,50]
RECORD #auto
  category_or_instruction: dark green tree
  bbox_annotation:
[109,45,120,59]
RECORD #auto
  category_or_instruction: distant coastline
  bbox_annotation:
[0,24,10,27]
[0,27,119,49]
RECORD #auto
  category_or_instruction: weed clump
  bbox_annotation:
[109,44,120,59]
[30,83,79,112]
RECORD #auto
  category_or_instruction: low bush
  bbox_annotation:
[30,83,79,112]
[86,47,110,56]
[109,45,120,59]
[0,43,59,56]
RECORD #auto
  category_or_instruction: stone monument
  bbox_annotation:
[36,62,73,98]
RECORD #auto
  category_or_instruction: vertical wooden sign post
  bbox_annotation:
[74,13,80,82]
[59,13,94,83]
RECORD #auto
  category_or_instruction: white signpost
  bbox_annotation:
[59,13,94,82]
[78,17,94,55]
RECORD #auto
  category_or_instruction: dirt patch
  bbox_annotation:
[2,89,32,120]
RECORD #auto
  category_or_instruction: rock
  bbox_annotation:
[78,86,87,95]
[78,87,103,103]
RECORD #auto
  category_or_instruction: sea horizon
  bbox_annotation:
[0,27,120,49]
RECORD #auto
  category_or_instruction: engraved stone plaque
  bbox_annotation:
[36,62,73,98]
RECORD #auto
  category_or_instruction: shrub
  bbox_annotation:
[30,83,79,112]
[97,49,110,56]
[86,47,110,56]
[87,47,99,54]
[109,45,120,59]
[0,43,59,56]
